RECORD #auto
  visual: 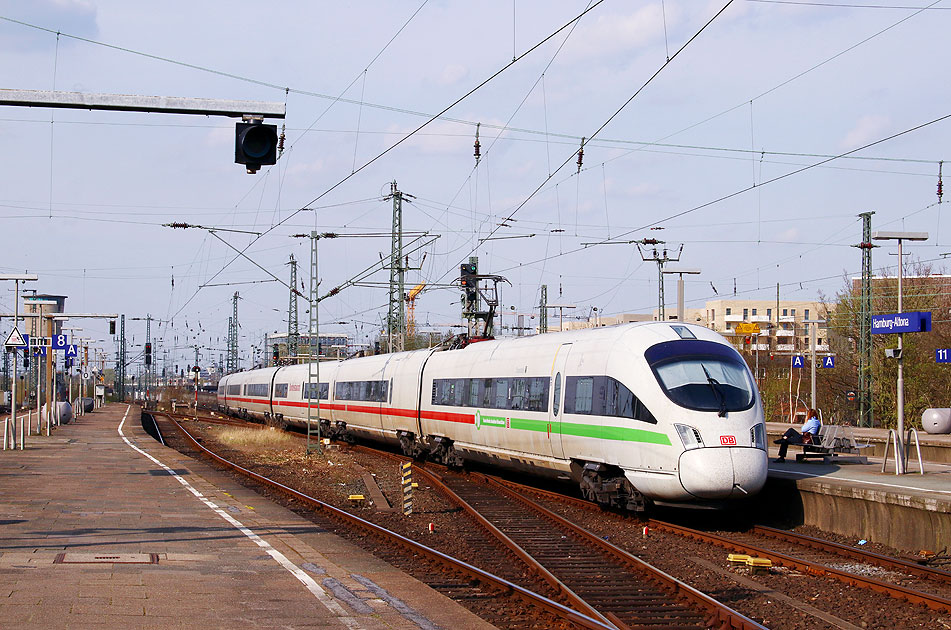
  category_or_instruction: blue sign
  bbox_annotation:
[937,349,951,363]
[792,356,805,368]
[16,333,29,349]
[51,334,70,350]
[871,311,932,334]
[821,356,835,368]
[33,346,46,357]
[65,344,78,358]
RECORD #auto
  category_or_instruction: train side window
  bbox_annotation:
[468,379,482,407]
[452,379,467,406]
[494,378,509,409]
[571,377,594,414]
[481,378,493,407]
[526,377,549,412]
[552,373,561,416]
[273,384,288,398]
[606,377,657,424]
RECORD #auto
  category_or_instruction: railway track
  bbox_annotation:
[154,412,613,630]
[162,407,951,621]
[155,410,763,629]
[491,476,951,613]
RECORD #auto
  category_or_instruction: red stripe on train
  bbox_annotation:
[219,397,474,425]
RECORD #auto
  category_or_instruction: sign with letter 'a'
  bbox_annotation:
[792,356,805,368]
[821,356,835,368]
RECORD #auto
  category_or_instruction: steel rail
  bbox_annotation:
[493,475,951,592]
[154,413,615,630]
[648,520,951,613]
[751,524,951,585]
[475,474,768,630]
[173,407,951,613]
[346,446,617,628]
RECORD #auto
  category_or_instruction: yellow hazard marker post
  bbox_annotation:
[401,461,413,516]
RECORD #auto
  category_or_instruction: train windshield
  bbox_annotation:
[644,340,754,415]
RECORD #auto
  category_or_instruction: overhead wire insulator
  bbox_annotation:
[473,122,481,164]
[576,137,585,174]
[278,123,286,157]
[939,160,944,204]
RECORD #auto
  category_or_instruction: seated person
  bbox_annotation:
[774,408,821,463]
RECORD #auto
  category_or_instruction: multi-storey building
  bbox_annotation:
[699,299,830,354]
[557,298,831,354]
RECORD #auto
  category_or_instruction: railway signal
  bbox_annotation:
[235,120,278,174]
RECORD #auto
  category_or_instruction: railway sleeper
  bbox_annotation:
[578,461,646,512]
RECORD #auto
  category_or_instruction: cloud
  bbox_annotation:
[777,227,800,242]
[840,114,890,150]
[437,63,469,86]
[0,0,99,51]
[565,3,671,61]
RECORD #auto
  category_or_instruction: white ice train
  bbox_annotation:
[216,322,768,510]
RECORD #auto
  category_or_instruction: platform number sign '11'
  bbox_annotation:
[937,349,951,363]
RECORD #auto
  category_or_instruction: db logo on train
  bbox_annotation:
[719,435,737,446]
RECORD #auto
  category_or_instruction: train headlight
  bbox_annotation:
[674,423,704,450]
[750,423,767,451]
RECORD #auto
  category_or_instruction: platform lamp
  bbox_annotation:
[871,230,928,475]
[661,268,701,322]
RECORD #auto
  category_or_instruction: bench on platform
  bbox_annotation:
[796,424,870,464]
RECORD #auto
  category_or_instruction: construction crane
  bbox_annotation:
[406,283,426,341]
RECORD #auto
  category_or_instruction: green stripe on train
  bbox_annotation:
[498,416,671,445]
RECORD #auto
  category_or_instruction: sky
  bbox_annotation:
[1,0,949,372]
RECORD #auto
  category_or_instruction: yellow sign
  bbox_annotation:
[735,323,761,334]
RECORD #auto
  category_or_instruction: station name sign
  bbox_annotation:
[871,311,931,334]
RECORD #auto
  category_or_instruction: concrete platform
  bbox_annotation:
[761,434,951,552]
[0,403,497,630]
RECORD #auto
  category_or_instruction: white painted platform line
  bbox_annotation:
[117,405,365,630]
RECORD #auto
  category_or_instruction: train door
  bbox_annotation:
[549,343,572,459]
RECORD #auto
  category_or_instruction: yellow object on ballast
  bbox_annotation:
[347,495,365,503]
[747,557,773,569]
[411,482,419,489]
[727,554,751,564]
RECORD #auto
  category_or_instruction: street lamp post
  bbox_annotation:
[872,230,928,475]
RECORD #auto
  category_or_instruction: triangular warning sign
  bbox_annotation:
[4,327,25,347]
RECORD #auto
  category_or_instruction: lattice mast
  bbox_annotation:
[854,211,876,427]
[306,230,321,454]
[287,254,299,363]
[118,314,126,401]
[385,181,406,352]
[226,292,239,373]
[539,285,548,334]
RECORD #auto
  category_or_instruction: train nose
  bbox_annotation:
[678,447,768,499]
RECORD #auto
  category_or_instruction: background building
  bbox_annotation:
[266,332,353,364]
